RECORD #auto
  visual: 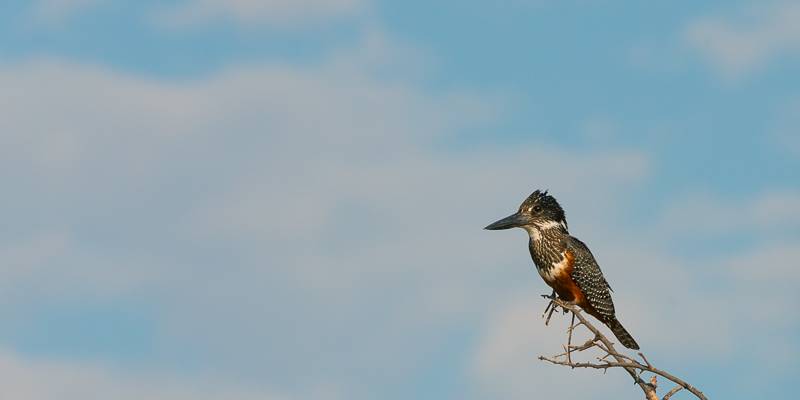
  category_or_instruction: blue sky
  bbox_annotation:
[0,1,798,399]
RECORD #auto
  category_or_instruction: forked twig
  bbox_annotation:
[538,298,707,400]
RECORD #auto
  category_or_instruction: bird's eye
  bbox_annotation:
[533,206,542,213]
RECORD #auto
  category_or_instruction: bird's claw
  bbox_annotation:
[542,290,559,325]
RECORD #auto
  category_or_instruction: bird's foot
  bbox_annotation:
[542,291,574,325]
[542,290,561,325]
[541,290,556,316]
[542,291,571,310]
[558,299,574,314]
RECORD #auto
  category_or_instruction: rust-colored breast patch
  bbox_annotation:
[552,249,587,307]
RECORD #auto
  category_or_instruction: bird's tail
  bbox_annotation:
[606,318,640,350]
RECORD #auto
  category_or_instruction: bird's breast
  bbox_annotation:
[538,250,586,305]
[537,251,571,284]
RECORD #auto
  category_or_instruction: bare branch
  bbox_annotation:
[647,376,659,400]
[638,352,653,369]
[566,313,575,366]
[538,298,708,400]
[663,385,683,400]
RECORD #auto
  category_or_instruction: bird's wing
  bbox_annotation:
[566,236,616,321]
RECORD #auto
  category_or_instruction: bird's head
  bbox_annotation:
[484,189,568,233]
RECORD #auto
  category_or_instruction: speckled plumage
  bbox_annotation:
[489,190,639,350]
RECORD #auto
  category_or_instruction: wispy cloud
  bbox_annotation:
[0,31,658,398]
[684,2,800,79]
[656,190,800,237]
[772,98,800,158]
[0,348,288,400]
[30,0,105,22]
[154,0,366,30]
[13,43,793,396]
[3,4,799,397]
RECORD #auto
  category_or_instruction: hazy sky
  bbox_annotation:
[0,1,798,399]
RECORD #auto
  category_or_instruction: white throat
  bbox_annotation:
[524,225,542,241]
[524,220,567,242]
[537,220,564,230]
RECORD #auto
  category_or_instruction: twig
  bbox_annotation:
[639,352,653,368]
[538,298,708,400]
[550,338,597,359]
[663,385,683,400]
[567,312,575,366]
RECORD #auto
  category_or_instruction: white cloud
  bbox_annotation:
[0,31,656,398]
[155,0,366,29]
[656,190,800,237]
[0,348,288,400]
[31,0,104,22]
[684,2,800,79]
[2,25,796,399]
[772,99,800,157]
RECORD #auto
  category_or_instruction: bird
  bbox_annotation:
[485,189,639,350]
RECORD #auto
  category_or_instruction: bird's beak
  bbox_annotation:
[484,212,528,230]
